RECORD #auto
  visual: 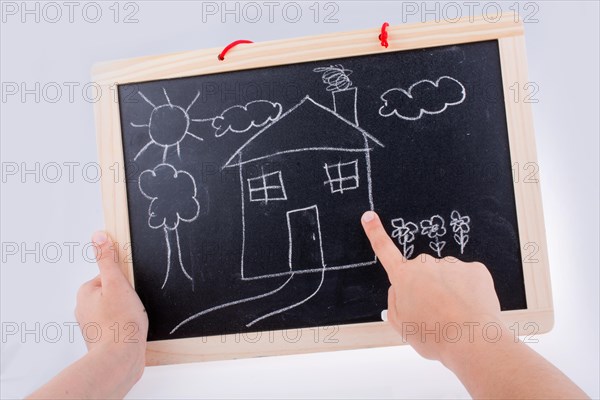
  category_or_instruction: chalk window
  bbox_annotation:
[247,171,287,202]
[324,160,359,194]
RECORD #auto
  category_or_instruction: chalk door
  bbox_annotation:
[286,205,325,272]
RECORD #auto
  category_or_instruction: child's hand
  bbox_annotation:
[360,211,503,363]
[361,211,589,399]
[75,231,148,381]
[28,232,149,399]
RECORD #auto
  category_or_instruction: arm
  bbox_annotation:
[28,232,148,399]
[361,211,588,400]
[446,332,588,399]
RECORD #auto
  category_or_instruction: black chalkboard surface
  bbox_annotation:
[118,39,526,342]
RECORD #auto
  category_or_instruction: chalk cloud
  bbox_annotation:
[379,76,466,121]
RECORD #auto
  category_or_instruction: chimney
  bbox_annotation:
[332,87,358,126]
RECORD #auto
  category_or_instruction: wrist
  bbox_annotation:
[439,316,515,372]
[88,342,146,386]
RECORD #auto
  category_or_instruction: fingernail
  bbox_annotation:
[362,211,376,223]
[92,231,108,245]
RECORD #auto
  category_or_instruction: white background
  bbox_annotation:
[1,1,598,398]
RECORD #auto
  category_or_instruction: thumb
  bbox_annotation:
[92,231,128,289]
[361,211,403,277]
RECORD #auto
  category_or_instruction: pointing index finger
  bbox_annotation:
[361,211,404,278]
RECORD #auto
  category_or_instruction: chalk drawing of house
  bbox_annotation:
[223,88,384,280]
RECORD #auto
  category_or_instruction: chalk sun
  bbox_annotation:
[131,89,204,162]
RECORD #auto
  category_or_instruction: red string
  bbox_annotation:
[218,40,253,61]
[219,25,388,59]
[378,22,389,48]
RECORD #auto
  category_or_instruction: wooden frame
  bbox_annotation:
[93,14,552,366]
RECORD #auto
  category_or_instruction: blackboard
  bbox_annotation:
[94,16,552,363]
[119,39,525,342]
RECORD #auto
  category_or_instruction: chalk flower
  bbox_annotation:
[391,217,419,259]
[450,210,471,233]
[450,210,471,254]
[391,218,419,244]
[420,215,447,238]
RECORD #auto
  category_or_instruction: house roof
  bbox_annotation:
[222,96,383,168]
